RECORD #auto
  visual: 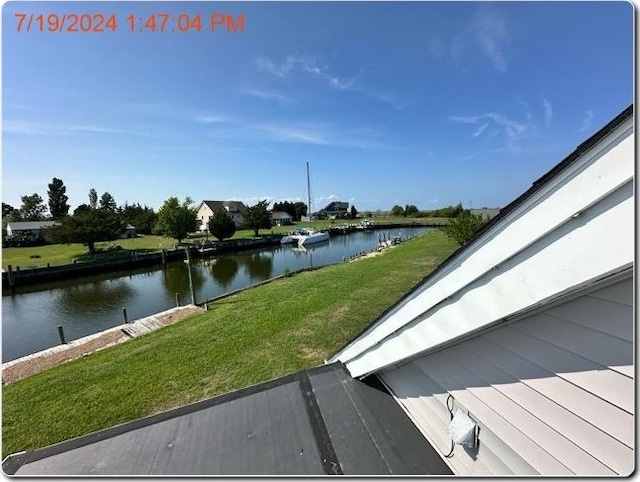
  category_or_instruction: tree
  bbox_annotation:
[404,204,419,217]
[155,197,198,243]
[88,188,98,210]
[47,208,123,254]
[47,177,70,220]
[350,205,359,219]
[2,202,16,219]
[19,193,47,221]
[243,200,272,237]
[208,208,236,241]
[391,205,404,217]
[293,202,308,221]
[272,201,308,222]
[443,210,485,246]
[120,202,158,234]
[73,204,91,215]
[99,192,118,213]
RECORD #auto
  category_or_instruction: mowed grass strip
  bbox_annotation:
[2,230,458,458]
[2,235,177,270]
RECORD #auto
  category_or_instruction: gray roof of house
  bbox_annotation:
[201,200,248,214]
[3,362,452,476]
[322,201,349,210]
[6,221,60,230]
[271,210,292,219]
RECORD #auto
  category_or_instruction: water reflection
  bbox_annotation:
[54,279,136,316]
[160,261,205,300]
[243,252,274,281]
[208,256,239,287]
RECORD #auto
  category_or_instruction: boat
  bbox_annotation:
[297,229,330,246]
[359,219,374,229]
[282,161,330,247]
[280,229,306,245]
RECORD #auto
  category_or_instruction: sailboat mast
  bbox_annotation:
[306,162,312,219]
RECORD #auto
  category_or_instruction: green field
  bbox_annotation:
[1,235,178,270]
[2,230,458,458]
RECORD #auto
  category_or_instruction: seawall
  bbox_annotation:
[2,236,283,289]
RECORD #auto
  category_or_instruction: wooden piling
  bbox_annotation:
[7,265,14,291]
[122,307,128,323]
[57,325,66,344]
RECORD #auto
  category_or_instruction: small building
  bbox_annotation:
[271,211,293,226]
[119,224,137,239]
[5,221,60,238]
[318,201,349,219]
[196,201,248,231]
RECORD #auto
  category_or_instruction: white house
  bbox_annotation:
[5,221,60,238]
[328,105,634,476]
[196,201,248,232]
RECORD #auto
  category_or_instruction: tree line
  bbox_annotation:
[2,178,294,251]
[3,179,158,250]
[4,178,487,251]
[3,180,158,233]
[390,203,465,218]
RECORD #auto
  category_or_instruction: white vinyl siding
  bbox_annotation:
[380,276,634,476]
[330,118,633,378]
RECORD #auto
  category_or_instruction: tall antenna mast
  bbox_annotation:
[306,161,312,219]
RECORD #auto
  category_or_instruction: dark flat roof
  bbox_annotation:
[3,362,452,476]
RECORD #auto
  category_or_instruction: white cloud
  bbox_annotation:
[255,56,297,78]
[257,124,332,145]
[449,7,510,73]
[474,9,509,73]
[450,110,536,149]
[579,110,594,132]
[255,55,359,90]
[543,98,553,126]
[3,120,157,137]
[194,114,227,124]
[472,123,489,137]
[245,121,387,150]
[241,89,293,104]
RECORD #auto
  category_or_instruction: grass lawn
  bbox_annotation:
[2,230,458,458]
[1,235,177,270]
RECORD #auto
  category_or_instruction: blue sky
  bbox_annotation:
[2,1,633,213]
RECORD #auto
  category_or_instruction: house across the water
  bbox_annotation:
[5,221,61,238]
[119,224,137,239]
[318,201,349,219]
[270,210,293,226]
[196,200,248,231]
[3,105,633,476]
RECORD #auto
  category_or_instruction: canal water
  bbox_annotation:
[2,227,432,362]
